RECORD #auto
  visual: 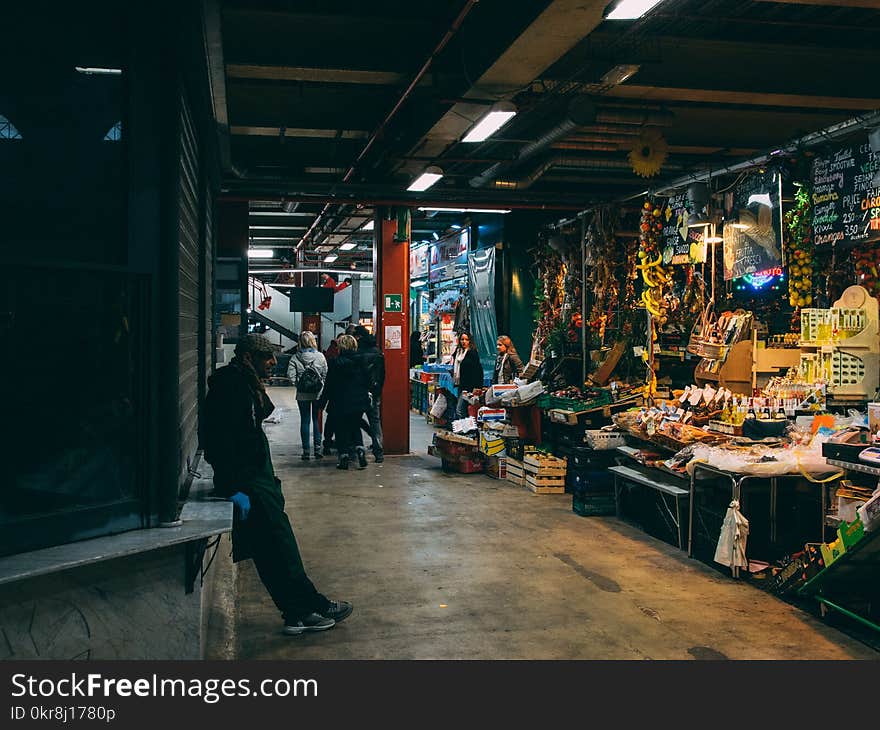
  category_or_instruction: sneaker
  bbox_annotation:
[374,452,384,464]
[301,452,310,461]
[314,449,323,459]
[356,449,367,469]
[321,600,353,624]
[282,613,335,635]
[336,456,349,470]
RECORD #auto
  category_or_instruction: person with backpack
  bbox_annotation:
[287,330,328,460]
[354,325,386,463]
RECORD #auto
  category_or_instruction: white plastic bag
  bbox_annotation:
[430,393,448,418]
[714,500,749,569]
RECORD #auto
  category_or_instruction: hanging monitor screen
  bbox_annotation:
[289,287,335,312]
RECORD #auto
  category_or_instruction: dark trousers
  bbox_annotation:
[245,491,329,623]
[323,408,335,445]
[364,395,383,456]
[335,410,364,460]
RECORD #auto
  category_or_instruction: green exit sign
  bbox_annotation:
[384,294,402,312]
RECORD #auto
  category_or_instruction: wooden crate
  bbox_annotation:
[523,453,567,471]
[525,473,566,494]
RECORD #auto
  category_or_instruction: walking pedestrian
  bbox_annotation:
[323,334,370,470]
[354,325,385,463]
[287,331,327,460]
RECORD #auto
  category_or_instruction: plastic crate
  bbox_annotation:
[584,430,627,450]
[537,391,612,411]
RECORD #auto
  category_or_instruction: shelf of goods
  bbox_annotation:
[797,457,880,634]
[797,286,879,402]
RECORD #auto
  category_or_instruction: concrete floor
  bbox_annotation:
[220,387,877,660]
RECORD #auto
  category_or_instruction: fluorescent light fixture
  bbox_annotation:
[418,207,511,214]
[250,225,306,230]
[75,66,122,75]
[600,64,640,86]
[340,242,358,251]
[248,249,275,258]
[249,268,372,277]
[450,224,462,230]
[407,166,443,192]
[361,220,375,232]
[605,0,666,21]
[411,280,428,288]
[462,102,517,143]
[250,236,297,240]
[432,232,440,240]
[323,254,339,263]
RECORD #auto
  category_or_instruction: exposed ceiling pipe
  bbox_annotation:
[493,154,685,190]
[470,95,598,188]
[298,0,479,249]
[594,108,674,126]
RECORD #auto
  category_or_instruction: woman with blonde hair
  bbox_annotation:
[493,335,523,385]
[322,334,371,469]
[288,330,328,460]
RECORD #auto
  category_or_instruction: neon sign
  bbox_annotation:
[739,267,784,291]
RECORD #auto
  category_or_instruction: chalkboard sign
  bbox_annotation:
[723,169,783,280]
[660,192,705,264]
[812,137,880,247]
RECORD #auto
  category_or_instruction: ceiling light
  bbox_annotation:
[249,211,313,217]
[249,225,306,230]
[604,0,667,21]
[450,224,462,230]
[340,242,357,250]
[407,166,443,192]
[462,102,517,143]
[362,220,375,231]
[323,254,339,263]
[248,249,274,258]
[599,64,640,86]
[432,232,440,240]
[704,236,723,244]
[687,214,709,229]
[418,207,511,214]
[75,66,122,75]
[411,280,428,289]
[250,236,297,240]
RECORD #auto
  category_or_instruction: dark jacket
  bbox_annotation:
[455,348,483,392]
[493,350,524,384]
[323,350,370,415]
[200,361,275,499]
[357,334,386,397]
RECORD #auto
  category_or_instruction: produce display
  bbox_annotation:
[784,186,813,309]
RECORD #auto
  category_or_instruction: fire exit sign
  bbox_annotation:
[384,294,402,312]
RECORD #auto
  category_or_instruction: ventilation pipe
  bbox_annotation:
[494,155,683,191]
[469,95,597,188]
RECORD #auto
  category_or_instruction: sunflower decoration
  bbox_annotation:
[628,129,668,178]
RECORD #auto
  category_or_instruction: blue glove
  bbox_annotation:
[230,492,250,521]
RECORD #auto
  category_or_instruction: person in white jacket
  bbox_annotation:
[287,331,328,460]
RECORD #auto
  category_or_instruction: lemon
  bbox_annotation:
[805,295,812,305]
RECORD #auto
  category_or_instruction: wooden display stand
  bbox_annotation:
[694,340,752,394]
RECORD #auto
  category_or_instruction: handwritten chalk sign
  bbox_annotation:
[812,137,880,247]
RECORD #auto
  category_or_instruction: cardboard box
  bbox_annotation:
[486,456,507,479]
[479,432,506,457]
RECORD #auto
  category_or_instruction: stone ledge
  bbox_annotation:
[0,482,231,587]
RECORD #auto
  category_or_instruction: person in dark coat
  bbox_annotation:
[322,334,371,470]
[320,338,340,452]
[354,326,386,463]
[201,333,352,635]
[409,329,424,367]
[493,335,524,384]
[451,331,483,419]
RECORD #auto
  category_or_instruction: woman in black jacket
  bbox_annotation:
[323,334,371,470]
[451,332,483,419]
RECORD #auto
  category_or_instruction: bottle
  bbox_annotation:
[746,399,757,420]
[762,398,772,420]
[775,400,786,420]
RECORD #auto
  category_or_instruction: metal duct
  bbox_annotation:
[494,155,640,190]
[469,95,597,188]
[594,108,674,126]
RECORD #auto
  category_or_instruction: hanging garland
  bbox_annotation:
[784,185,813,310]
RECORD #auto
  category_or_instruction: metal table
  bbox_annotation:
[688,463,825,577]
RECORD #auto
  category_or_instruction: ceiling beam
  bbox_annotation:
[227,64,406,85]
[752,0,880,7]
[231,126,369,139]
[602,84,880,110]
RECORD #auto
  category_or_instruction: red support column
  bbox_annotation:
[375,209,410,455]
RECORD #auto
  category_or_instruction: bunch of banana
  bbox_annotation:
[640,286,665,317]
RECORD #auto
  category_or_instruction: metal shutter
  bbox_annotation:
[200,176,215,410]
[177,90,200,487]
